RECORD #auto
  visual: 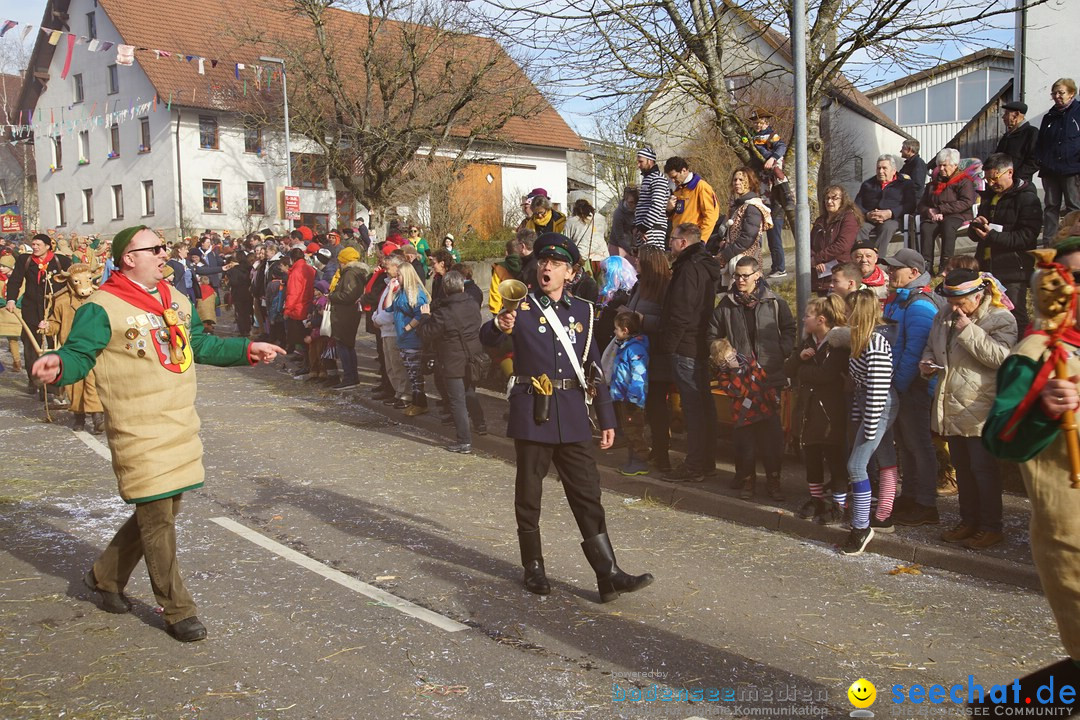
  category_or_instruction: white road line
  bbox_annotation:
[72,430,112,461]
[210,516,469,633]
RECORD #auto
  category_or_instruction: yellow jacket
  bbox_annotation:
[671,173,720,241]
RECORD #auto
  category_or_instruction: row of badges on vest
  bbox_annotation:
[123,303,188,358]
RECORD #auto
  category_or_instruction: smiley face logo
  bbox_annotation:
[848,678,876,709]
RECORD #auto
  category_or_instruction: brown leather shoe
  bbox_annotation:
[166,616,208,642]
[83,569,132,614]
[963,530,1004,550]
[739,476,755,500]
[941,524,978,543]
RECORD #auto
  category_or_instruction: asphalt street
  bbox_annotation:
[0,356,1067,720]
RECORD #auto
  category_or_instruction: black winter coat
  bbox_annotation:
[974,180,1042,283]
[855,175,916,219]
[707,283,797,389]
[784,329,850,446]
[362,270,388,334]
[1036,99,1080,176]
[658,242,724,358]
[329,261,368,344]
[417,292,483,379]
[5,253,71,324]
[995,123,1040,181]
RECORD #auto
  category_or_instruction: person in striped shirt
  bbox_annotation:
[843,289,899,556]
[633,147,672,250]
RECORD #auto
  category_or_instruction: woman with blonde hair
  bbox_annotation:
[384,260,430,416]
[842,289,898,556]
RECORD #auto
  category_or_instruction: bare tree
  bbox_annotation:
[480,0,1052,215]
[230,0,549,228]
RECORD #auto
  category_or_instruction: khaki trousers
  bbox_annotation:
[92,494,196,625]
[381,334,408,397]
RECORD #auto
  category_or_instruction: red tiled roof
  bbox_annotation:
[91,0,583,151]
[16,0,583,152]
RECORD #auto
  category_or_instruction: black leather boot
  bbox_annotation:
[518,529,551,595]
[581,533,654,603]
[91,412,105,435]
[72,413,86,431]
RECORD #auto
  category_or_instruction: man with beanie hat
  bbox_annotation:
[31,225,286,643]
[480,232,654,603]
[5,233,71,388]
[634,147,672,250]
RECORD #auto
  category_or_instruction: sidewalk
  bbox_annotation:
[270,329,1041,592]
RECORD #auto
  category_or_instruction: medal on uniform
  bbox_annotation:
[163,308,180,327]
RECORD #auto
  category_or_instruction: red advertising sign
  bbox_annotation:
[283,187,300,221]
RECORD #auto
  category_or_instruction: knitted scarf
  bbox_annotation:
[863,265,888,288]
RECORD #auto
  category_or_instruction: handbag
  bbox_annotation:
[319,306,333,337]
[450,310,489,384]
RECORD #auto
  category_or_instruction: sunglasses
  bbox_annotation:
[128,244,168,256]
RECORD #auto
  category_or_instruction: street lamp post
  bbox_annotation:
[258,56,292,190]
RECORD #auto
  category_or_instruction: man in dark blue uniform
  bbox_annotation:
[480,232,653,603]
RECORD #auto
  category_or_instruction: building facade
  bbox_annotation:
[19,0,583,240]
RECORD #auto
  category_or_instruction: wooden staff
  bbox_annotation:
[15,312,43,355]
[1055,355,1080,488]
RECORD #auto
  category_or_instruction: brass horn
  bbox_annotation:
[498,278,528,313]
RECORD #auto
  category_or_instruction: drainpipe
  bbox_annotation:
[175,108,184,238]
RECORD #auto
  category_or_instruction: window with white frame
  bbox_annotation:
[83,188,94,224]
[78,130,89,164]
[112,185,124,220]
[73,73,84,104]
[53,136,62,169]
[107,64,119,95]
[142,180,155,216]
[202,180,222,213]
[56,193,66,226]
[139,118,151,152]
[109,123,120,157]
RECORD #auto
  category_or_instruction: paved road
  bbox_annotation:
[0,360,1065,719]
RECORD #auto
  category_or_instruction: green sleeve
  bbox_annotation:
[982,354,1061,461]
[53,303,111,386]
[189,310,252,367]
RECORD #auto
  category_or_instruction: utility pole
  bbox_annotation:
[791,0,811,318]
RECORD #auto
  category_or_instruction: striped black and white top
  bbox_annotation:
[635,167,671,233]
[849,330,894,440]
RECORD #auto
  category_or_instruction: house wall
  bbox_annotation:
[34,0,177,236]
[1021,0,1075,129]
[172,111,335,238]
[867,58,1013,160]
[825,103,909,200]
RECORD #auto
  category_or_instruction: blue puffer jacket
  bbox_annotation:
[391,285,430,351]
[1036,99,1080,176]
[610,334,649,409]
[882,272,942,393]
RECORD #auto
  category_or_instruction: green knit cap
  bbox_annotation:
[111,225,149,264]
[1054,235,1080,260]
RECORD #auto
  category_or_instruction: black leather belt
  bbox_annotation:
[513,375,580,390]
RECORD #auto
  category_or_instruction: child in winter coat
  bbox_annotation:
[266,264,288,348]
[610,311,650,476]
[784,295,850,524]
[710,337,779,499]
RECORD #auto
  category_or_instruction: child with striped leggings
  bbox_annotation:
[843,289,899,556]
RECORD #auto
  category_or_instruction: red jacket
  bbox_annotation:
[284,261,316,320]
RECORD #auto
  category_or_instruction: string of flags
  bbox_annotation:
[1,17,285,141]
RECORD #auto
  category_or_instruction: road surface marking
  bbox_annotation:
[73,430,111,461]
[210,516,468,633]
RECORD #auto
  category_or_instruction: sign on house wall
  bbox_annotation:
[283,187,300,221]
[0,203,23,233]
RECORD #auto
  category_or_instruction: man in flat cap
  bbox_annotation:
[31,225,286,643]
[994,100,1040,183]
[480,232,653,603]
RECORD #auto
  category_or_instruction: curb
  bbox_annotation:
[339,384,1042,593]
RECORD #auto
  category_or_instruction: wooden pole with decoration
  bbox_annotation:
[1031,250,1080,488]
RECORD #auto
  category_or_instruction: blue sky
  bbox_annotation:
[0,0,1019,134]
